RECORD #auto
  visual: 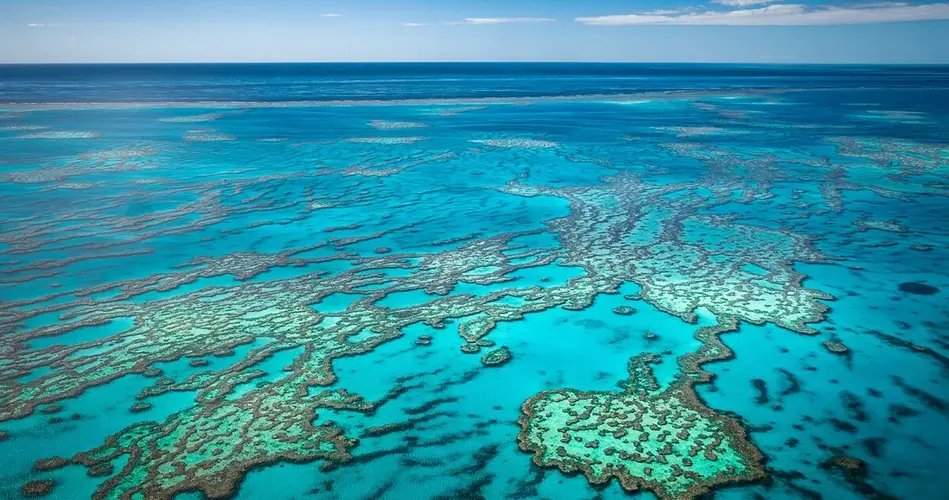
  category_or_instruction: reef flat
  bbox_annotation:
[1,64,948,500]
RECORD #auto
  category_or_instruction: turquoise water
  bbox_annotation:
[0,64,948,500]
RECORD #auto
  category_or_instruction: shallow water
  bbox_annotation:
[0,64,948,500]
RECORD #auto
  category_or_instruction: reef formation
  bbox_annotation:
[0,162,831,498]
[1,87,947,500]
[519,355,765,499]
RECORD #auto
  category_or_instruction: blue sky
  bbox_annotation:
[2,0,948,63]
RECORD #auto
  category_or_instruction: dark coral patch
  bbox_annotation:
[481,347,513,367]
[87,463,115,477]
[38,405,62,415]
[820,455,867,476]
[21,480,55,498]
[823,340,850,355]
[460,343,481,354]
[819,455,894,498]
[898,282,939,295]
[612,306,637,316]
[130,402,153,414]
[750,379,769,405]
[414,335,433,346]
[34,457,68,472]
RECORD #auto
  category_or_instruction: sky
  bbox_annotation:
[1,0,948,64]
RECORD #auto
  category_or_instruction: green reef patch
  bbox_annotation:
[518,355,765,499]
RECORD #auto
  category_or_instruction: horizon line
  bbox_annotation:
[2,61,949,66]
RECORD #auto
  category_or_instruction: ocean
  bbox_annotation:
[0,63,947,500]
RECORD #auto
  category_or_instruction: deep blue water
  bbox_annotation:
[0,64,948,500]
[2,63,949,102]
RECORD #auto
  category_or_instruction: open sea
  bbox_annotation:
[0,63,947,500]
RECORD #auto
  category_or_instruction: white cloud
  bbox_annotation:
[27,23,53,28]
[649,9,694,15]
[402,17,556,27]
[452,17,556,25]
[712,0,782,6]
[575,2,949,25]
[321,13,342,18]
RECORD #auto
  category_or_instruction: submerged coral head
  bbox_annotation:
[898,282,939,295]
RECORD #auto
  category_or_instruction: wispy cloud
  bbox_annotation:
[712,0,782,6]
[451,17,556,25]
[575,2,949,26]
[321,13,342,18]
[27,23,56,28]
[403,17,556,27]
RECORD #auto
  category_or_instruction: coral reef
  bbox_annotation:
[5,91,944,500]
[16,131,100,139]
[0,162,833,498]
[129,402,152,413]
[519,355,765,499]
[369,120,429,130]
[470,138,559,149]
[613,306,637,316]
[184,134,237,142]
[823,340,850,355]
[21,480,55,498]
[480,347,513,367]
